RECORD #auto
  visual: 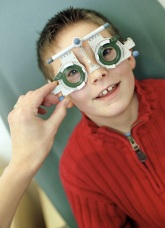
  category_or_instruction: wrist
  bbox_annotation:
[7,158,39,181]
[9,148,45,175]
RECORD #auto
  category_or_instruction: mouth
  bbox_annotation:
[96,82,120,99]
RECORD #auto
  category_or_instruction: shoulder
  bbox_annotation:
[137,78,165,112]
[137,78,165,95]
[138,78,165,88]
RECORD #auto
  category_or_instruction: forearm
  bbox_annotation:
[1,82,67,227]
[0,161,37,228]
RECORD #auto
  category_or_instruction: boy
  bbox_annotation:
[37,7,165,228]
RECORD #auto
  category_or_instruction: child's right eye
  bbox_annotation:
[66,69,81,83]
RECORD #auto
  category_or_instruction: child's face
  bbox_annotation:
[49,22,136,124]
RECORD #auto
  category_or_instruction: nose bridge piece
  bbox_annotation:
[79,46,101,74]
[89,63,101,73]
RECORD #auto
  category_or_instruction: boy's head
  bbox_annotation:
[37,7,123,81]
[37,7,136,127]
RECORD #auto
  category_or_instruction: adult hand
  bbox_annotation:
[0,82,68,228]
[8,82,68,171]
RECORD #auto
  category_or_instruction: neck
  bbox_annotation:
[88,92,139,134]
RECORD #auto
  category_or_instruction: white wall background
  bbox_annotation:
[157,0,165,8]
[0,0,164,164]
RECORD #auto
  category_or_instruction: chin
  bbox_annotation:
[107,101,130,117]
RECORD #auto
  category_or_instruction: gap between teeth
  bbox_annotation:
[100,85,115,96]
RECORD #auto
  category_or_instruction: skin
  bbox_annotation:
[49,22,138,133]
[0,82,68,228]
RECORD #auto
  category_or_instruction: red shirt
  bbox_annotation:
[60,79,165,228]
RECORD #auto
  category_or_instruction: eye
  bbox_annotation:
[102,47,117,61]
[66,69,81,83]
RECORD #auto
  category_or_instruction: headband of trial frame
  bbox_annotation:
[47,23,110,64]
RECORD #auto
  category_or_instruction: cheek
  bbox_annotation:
[69,88,89,107]
[70,90,82,101]
[118,61,135,82]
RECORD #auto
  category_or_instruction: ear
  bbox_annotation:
[128,53,136,70]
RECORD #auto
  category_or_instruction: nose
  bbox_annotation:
[88,66,109,84]
[77,46,109,84]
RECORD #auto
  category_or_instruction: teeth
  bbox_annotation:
[99,89,108,97]
[102,90,108,95]
[107,85,115,91]
[99,84,116,97]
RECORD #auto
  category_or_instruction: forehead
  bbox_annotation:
[55,22,112,51]
[47,22,112,77]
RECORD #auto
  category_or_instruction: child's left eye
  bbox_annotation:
[102,47,118,63]
[103,48,114,60]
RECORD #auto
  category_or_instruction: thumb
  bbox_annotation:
[46,99,67,133]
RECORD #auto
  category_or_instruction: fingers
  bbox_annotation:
[34,82,59,106]
[46,98,68,133]
[38,107,47,115]
[41,93,59,106]
[16,82,59,109]
[8,82,66,126]
[8,95,25,124]
[16,95,25,105]
[8,82,68,163]
[12,82,59,112]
